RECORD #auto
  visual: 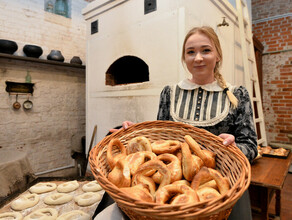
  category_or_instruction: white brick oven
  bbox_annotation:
[82,0,249,148]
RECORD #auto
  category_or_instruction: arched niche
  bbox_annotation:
[105,55,149,86]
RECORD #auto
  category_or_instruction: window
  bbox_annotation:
[44,0,71,18]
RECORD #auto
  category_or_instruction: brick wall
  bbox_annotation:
[0,0,87,174]
[252,0,290,20]
[252,0,292,144]
[253,16,292,53]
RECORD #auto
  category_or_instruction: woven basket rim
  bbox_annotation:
[89,120,251,219]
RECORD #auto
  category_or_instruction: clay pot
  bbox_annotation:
[0,39,18,54]
[47,50,65,62]
[70,56,82,65]
[23,44,43,58]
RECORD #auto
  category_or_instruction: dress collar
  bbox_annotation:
[177,79,231,91]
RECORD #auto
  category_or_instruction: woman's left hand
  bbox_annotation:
[218,133,235,146]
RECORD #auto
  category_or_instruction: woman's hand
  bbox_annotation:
[109,121,134,133]
[218,133,235,146]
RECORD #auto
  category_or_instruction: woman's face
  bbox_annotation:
[184,32,219,85]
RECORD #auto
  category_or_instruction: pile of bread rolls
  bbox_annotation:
[257,145,288,156]
[106,135,230,205]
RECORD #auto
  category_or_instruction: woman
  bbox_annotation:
[108,26,257,219]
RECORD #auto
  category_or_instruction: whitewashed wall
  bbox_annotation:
[83,0,246,149]
[0,0,88,63]
[0,0,88,174]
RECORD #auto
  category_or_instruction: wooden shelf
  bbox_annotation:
[0,53,85,69]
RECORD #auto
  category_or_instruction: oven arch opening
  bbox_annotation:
[105,55,149,86]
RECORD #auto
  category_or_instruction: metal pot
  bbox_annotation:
[23,98,33,110]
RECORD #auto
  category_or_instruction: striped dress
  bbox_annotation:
[157,79,258,163]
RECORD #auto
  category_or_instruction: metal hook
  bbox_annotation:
[217,17,229,27]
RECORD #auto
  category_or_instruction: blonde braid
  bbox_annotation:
[214,69,238,109]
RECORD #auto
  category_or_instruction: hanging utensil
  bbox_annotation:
[13,94,21,110]
[23,95,33,110]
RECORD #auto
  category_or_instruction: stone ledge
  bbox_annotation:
[0,53,85,69]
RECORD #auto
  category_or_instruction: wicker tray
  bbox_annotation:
[89,121,251,220]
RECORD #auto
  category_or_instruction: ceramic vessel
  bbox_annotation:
[0,39,18,54]
[23,44,43,58]
[70,56,82,65]
[47,50,64,62]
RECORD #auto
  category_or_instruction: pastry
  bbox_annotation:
[152,153,182,183]
[57,180,79,193]
[74,192,102,206]
[151,140,181,154]
[273,147,287,156]
[82,180,103,192]
[106,138,127,169]
[155,184,199,205]
[11,193,39,211]
[184,135,216,168]
[44,193,73,205]
[56,210,90,220]
[0,212,23,220]
[29,182,57,194]
[23,208,58,220]
[127,136,152,154]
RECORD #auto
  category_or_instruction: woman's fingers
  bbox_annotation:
[218,133,235,145]
[109,121,135,133]
[122,121,134,129]
[109,128,120,133]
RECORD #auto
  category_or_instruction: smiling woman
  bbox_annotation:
[111,26,258,220]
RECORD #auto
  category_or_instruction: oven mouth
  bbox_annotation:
[105,55,149,86]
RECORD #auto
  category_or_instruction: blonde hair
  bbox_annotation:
[181,26,238,108]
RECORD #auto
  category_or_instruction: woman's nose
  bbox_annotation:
[194,52,203,61]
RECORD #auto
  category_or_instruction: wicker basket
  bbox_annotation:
[89,121,251,220]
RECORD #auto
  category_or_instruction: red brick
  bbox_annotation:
[283,88,292,91]
[275,137,289,142]
[271,95,283,98]
[270,80,283,84]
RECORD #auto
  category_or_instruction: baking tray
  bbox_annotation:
[262,147,290,159]
[0,176,104,218]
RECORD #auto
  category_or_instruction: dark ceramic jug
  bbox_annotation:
[70,56,82,65]
[47,50,65,62]
[0,39,18,54]
[23,44,43,58]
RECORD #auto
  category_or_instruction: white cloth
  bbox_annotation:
[178,79,233,91]
[0,149,35,198]
[94,203,129,220]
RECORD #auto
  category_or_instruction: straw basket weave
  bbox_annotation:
[89,121,251,220]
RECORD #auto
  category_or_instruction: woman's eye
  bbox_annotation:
[202,49,211,53]
[187,50,195,54]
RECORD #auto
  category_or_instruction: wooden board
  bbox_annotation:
[0,177,104,218]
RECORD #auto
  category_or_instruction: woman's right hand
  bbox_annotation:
[109,121,134,133]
